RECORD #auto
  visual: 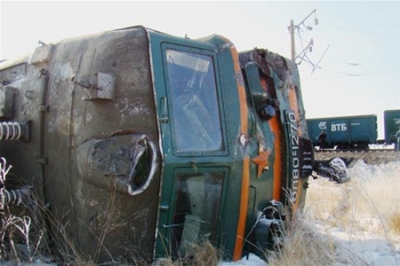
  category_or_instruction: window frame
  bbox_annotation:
[162,43,228,157]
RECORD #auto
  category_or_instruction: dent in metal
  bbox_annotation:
[75,134,158,196]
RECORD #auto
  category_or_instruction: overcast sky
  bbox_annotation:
[1,1,399,138]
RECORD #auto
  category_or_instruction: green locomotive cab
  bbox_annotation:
[0,26,314,263]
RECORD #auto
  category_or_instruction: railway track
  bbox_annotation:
[316,149,398,153]
[314,149,400,165]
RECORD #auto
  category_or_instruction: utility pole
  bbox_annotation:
[289,9,318,64]
[290,19,296,61]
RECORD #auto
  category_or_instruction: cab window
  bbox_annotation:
[171,172,224,256]
[165,49,224,154]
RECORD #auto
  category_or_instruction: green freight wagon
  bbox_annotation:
[307,114,377,150]
[384,109,400,144]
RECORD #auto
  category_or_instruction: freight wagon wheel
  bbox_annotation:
[127,136,158,196]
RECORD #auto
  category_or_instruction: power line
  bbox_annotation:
[309,46,400,67]
[315,41,399,46]
[289,11,399,76]
[318,24,399,40]
[321,24,399,28]
[301,67,399,81]
[311,45,330,74]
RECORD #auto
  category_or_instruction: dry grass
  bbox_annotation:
[154,240,220,266]
[0,156,220,265]
[389,212,400,234]
[265,160,400,266]
[1,157,399,265]
[306,160,400,241]
[265,215,368,266]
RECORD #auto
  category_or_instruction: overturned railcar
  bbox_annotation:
[0,26,313,263]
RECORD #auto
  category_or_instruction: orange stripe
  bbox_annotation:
[233,156,250,260]
[238,83,249,134]
[259,79,282,201]
[230,52,248,135]
[226,42,249,261]
[260,79,283,201]
[225,41,248,134]
[269,117,282,201]
[287,83,303,213]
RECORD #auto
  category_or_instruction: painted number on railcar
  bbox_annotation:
[286,110,299,204]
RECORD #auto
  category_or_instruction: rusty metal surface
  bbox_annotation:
[0,26,161,262]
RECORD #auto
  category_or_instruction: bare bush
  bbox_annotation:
[0,158,49,264]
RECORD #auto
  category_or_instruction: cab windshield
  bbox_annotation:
[166,50,223,153]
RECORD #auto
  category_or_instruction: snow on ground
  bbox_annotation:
[312,159,400,265]
[220,157,400,266]
[316,222,400,265]
[218,253,267,266]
